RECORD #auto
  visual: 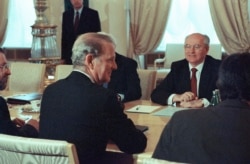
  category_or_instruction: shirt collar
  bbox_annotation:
[72,69,95,83]
[188,62,204,72]
[75,7,83,15]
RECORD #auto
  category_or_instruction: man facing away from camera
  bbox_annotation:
[39,33,147,163]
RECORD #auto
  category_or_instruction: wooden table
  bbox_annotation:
[107,100,170,159]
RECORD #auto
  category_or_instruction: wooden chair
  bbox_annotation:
[54,64,73,81]
[0,134,79,164]
[136,157,182,164]
[7,62,46,92]
[137,69,157,100]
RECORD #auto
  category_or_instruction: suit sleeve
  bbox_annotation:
[152,115,175,160]
[104,92,147,154]
[0,97,38,137]
[90,10,101,32]
[151,63,177,105]
[123,59,141,102]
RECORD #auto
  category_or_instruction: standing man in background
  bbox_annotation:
[61,0,101,64]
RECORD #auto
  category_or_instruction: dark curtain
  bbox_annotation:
[64,0,89,11]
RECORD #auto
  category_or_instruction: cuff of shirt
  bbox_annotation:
[118,93,125,101]
[202,98,210,107]
[167,94,176,105]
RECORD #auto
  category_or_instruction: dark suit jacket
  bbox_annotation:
[0,97,38,137]
[39,71,147,163]
[152,99,250,163]
[108,53,141,102]
[151,55,221,105]
[61,7,101,64]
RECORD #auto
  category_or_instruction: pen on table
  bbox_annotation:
[136,107,140,110]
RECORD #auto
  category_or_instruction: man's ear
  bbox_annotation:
[85,54,94,69]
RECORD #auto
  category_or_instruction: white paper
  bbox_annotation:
[126,105,161,114]
[152,106,189,116]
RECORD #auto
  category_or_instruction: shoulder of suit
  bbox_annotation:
[205,55,222,64]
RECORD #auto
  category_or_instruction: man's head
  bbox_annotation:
[70,0,83,10]
[71,32,117,85]
[217,53,250,102]
[0,48,11,90]
[184,33,209,67]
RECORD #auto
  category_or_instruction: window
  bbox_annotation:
[2,0,36,48]
[156,0,220,51]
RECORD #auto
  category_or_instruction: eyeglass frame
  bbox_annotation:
[184,44,206,50]
[0,63,10,71]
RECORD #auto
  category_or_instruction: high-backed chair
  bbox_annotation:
[7,62,46,92]
[154,43,222,69]
[54,64,73,81]
[137,69,157,100]
[0,134,79,164]
[136,157,181,164]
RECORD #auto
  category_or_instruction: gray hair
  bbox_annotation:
[185,33,210,45]
[71,32,116,67]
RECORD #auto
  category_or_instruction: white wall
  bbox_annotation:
[90,0,129,55]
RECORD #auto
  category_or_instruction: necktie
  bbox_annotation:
[191,68,197,97]
[74,11,79,32]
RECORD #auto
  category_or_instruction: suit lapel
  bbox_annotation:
[199,58,212,96]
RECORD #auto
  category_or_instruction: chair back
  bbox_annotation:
[137,69,156,100]
[164,44,222,68]
[7,62,46,92]
[136,157,182,164]
[54,64,73,81]
[0,134,79,164]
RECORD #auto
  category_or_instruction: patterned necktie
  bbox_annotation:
[74,11,79,32]
[191,68,197,97]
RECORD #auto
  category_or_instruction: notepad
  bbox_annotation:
[126,105,160,114]
[6,93,42,105]
[152,106,188,116]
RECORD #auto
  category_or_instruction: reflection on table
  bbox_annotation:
[107,100,170,159]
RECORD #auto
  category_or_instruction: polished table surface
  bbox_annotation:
[107,100,169,158]
[3,90,170,158]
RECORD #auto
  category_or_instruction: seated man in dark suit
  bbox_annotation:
[151,33,221,108]
[106,52,141,102]
[39,33,147,163]
[152,53,250,163]
[0,48,39,137]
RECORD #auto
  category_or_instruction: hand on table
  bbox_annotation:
[173,92,197,102]
[180,99,204,108]
[26,119,39,131]
[12,118,25,127]
[13,118,39,131]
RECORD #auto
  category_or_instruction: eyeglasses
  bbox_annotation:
[0,64,10,71]
[184,44,203,50]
